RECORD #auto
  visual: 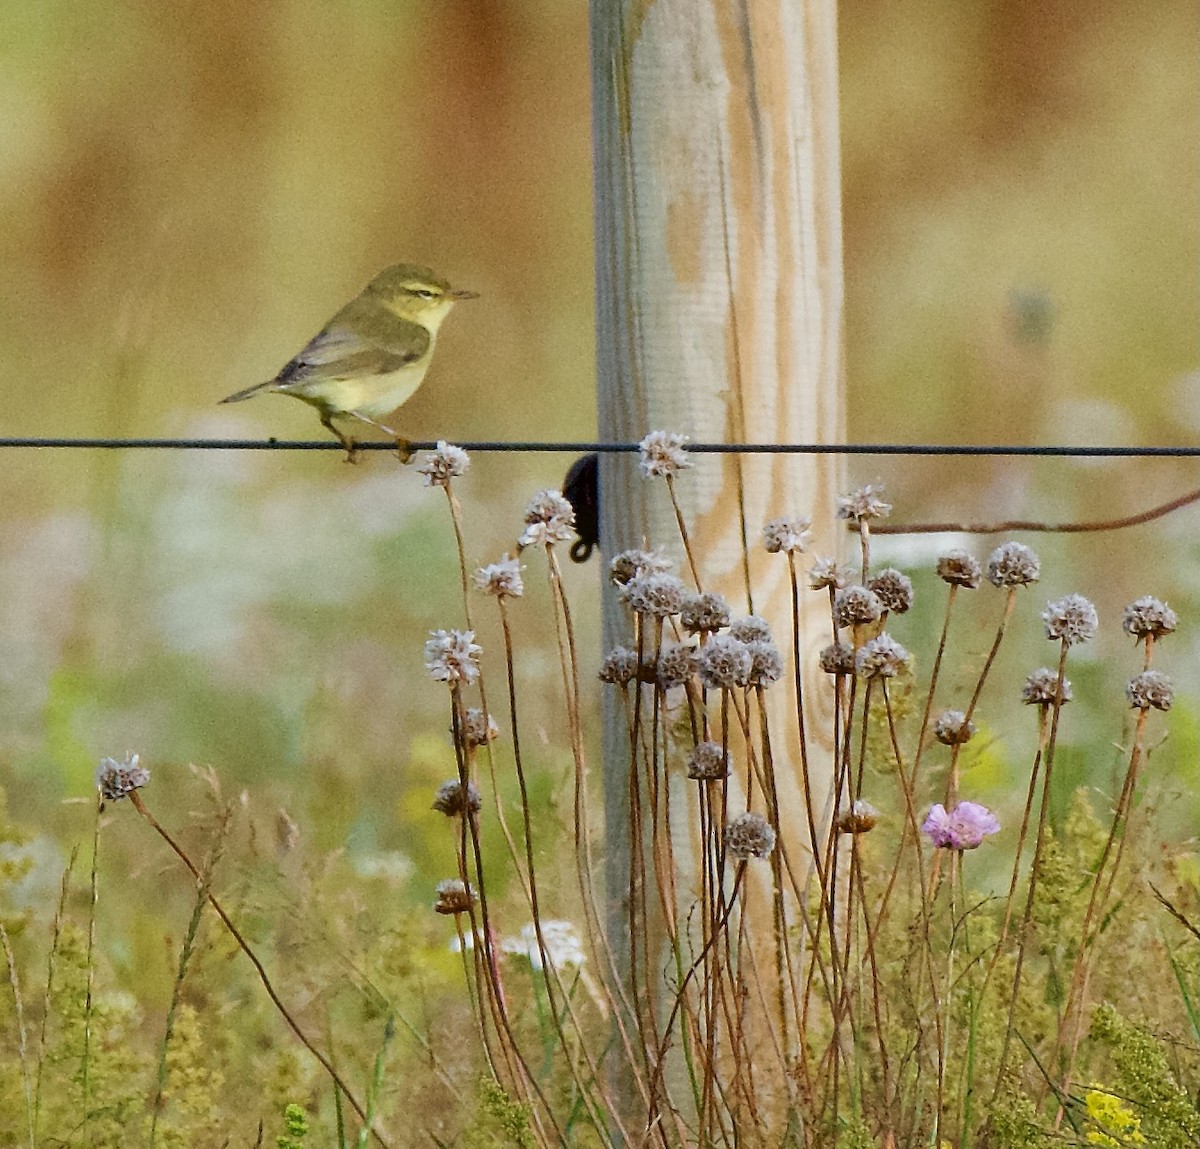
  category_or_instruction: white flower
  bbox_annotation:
[519,490,575,547]
[424,629,482,684]
[474,554,524,598]
[638,430,690,478]
[417,442,470,486]
[501,920,586,972]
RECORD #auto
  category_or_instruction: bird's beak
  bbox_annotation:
[449,287,479,301]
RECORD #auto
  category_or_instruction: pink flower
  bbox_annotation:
[922,801,999,850]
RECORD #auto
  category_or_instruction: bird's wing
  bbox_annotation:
[274,299,431,387]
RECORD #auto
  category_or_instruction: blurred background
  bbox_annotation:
[1,1,1196,941]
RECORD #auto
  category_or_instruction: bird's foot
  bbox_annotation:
[394,437,415,465]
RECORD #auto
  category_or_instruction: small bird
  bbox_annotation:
[220,263,477,459]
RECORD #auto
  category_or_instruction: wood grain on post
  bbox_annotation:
[591,0,846,1102]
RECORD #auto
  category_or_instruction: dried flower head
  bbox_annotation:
[836,799,880,835]
[687,741,730,780]
[933,709,976,745]
[417,441,470,486]
[474,554,524,599]
[746,641,784,687]
[1042,594,1098,646]
[986,542,1041,588]
[869,568,914,614]
[599,646,639,685]
[809,556,849,591]
[837,484,892,523]
[855,634,910,679]
[1121,596,1178,642]
[620,572,688,618]
[1021,668,1073,706]
[462,708,500,748]
[638,430,691,478]
[936,549,982,588]
[922,801,1000,850]
[681,591,731,635]
[819,641,856,676]
[696,634,752,689]
[96,754,150,802]
[501,920,585,972]
[519,489,576,548]
[424,629,482,685]
[1126,669,1173,711]
[834,585,884,628]
[609,548,673,586]
[434,878,476,915]
[729,615,772,643]
[432,779,482,817]
[762,516,813,554]
[655,642,697,689]
[724,812,777,859]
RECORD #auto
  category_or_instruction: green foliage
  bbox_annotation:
[834,1113,874,1149]
[1090,1002,1200,1149]
[462,1075,535,1149]
[986,1086,1052,1148]
[277,1102,310,1149]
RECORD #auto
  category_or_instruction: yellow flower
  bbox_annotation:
[1085,1086,1145,1146]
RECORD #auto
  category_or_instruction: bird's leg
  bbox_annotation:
[320,412,359,464]
[348,411,414,464]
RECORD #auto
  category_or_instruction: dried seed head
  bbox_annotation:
[1021,668,1073,706]
[417,441,470,486]
[855,634,910,679]
[1121,596,1178,642]
[474,554,524,599]
[638,430,691,478]
[1042,594,1098,646]
[687,741,730,780]
[937,549,982,588]
[655,642,697,689]
[922,801,1000,850]
[869,568,914,614]
[729,615,772,644]
[986,542,1041,588]
[837,484,892,523]
[519,489,576,548]
[681,591,731,635]
[834,585,884,628]
[724,812,777,859]
[1126,669,1174,711]
[599,646,639,685]
[620,572,688,618]
[809,556,849,591]
[819,641,856,676]
[836,799,880,835]
[609,548,673,586]
[746,641,784,687]
[424,629,482,685]
[462,708,500,747]
[433,879,476,915]
[762,516,813,554]
[696,634,752,689]
[933,709,976,745]
[432,779,482,817]
[96,754,150,802]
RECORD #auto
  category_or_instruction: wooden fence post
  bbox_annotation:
[591,0,846,1126]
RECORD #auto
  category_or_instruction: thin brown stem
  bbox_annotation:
[127,792,389,1147]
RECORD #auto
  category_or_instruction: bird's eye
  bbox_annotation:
[413,288,438,300]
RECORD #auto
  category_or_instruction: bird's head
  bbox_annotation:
[366,263,478,326]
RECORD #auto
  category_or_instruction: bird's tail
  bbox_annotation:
[219,380,275,404]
